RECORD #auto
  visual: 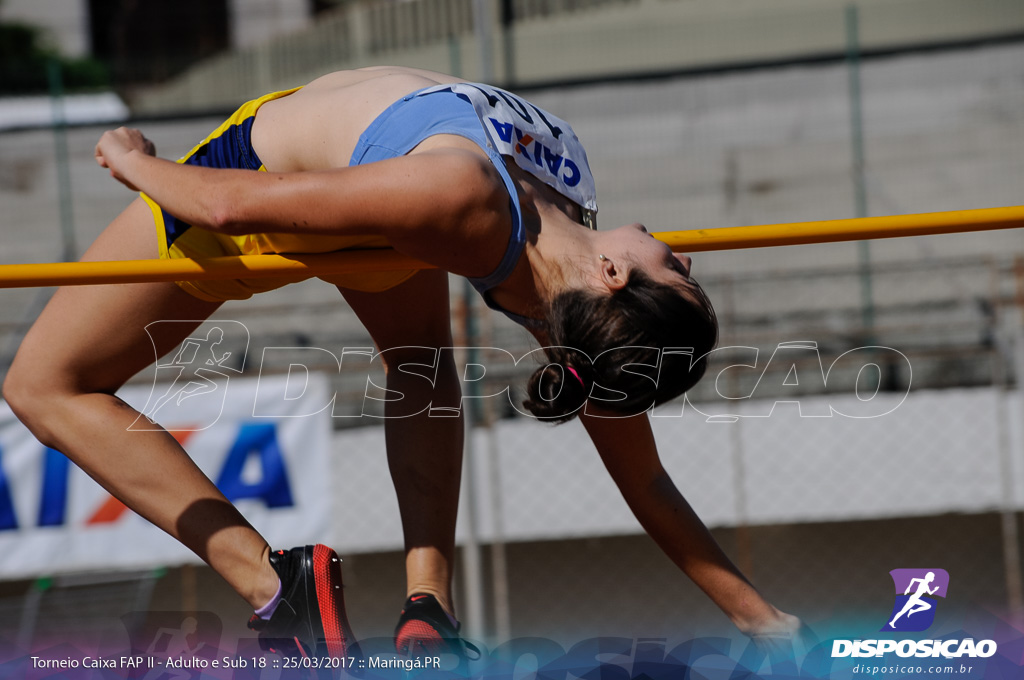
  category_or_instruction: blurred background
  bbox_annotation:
[0,0,1023,660]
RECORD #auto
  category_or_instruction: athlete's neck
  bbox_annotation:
[525,206,601,303]
[490,164,595,315]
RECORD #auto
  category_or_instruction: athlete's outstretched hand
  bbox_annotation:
[95,127,157,191]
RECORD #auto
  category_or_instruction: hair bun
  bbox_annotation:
[523,363,588,422]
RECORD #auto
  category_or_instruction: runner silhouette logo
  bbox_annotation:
[882,568,949,632]
[131,320,249,432]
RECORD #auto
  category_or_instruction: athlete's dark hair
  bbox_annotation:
[523,270,718,423]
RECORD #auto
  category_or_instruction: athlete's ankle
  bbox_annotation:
[734,607,801,638]
[244,546,283,610]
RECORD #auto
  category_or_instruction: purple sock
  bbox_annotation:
[255,579,282,620]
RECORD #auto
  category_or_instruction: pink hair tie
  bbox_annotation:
[566,366,585,388]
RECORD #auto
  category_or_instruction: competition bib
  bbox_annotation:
[419,83,598,214]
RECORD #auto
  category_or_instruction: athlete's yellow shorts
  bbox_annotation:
[140,88,417,302]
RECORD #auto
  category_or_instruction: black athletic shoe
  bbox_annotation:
[247,544,355,659]
[394,593,476,660]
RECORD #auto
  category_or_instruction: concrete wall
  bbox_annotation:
[229,0,312,48]
[130,0,1024,113]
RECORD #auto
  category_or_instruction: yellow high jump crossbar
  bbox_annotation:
[0,205,1021,288]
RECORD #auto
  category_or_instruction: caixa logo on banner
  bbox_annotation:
[0,321,306,532]
[0,421,294,531]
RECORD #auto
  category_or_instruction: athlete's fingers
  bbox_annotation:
[96,128,156,170]
[94,142,108,168]
[95,130,148,191]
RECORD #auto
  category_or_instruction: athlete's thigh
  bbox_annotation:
[12,197,224,394]
[337,269,454,352]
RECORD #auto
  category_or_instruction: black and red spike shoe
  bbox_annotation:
[247,544,355,660]
[394,593,476,659]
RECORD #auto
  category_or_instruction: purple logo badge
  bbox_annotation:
[882,568,949,632]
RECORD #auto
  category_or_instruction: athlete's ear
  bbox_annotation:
[598,256,628,292]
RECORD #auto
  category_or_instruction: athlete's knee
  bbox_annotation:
[4,359,77,449]
[376,345,446,378]
[375,345,461,419]
[4,356,41,416]
[385,347,459,392]
[5,366,52,443]
[433,350,460,396]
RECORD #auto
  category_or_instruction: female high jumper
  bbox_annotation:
[3,66,799,658]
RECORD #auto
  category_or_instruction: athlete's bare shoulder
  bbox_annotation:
[252,67,467,172]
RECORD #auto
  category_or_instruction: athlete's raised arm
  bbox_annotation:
[95,127,507,271]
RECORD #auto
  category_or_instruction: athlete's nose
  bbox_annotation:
[676,253,692,277]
